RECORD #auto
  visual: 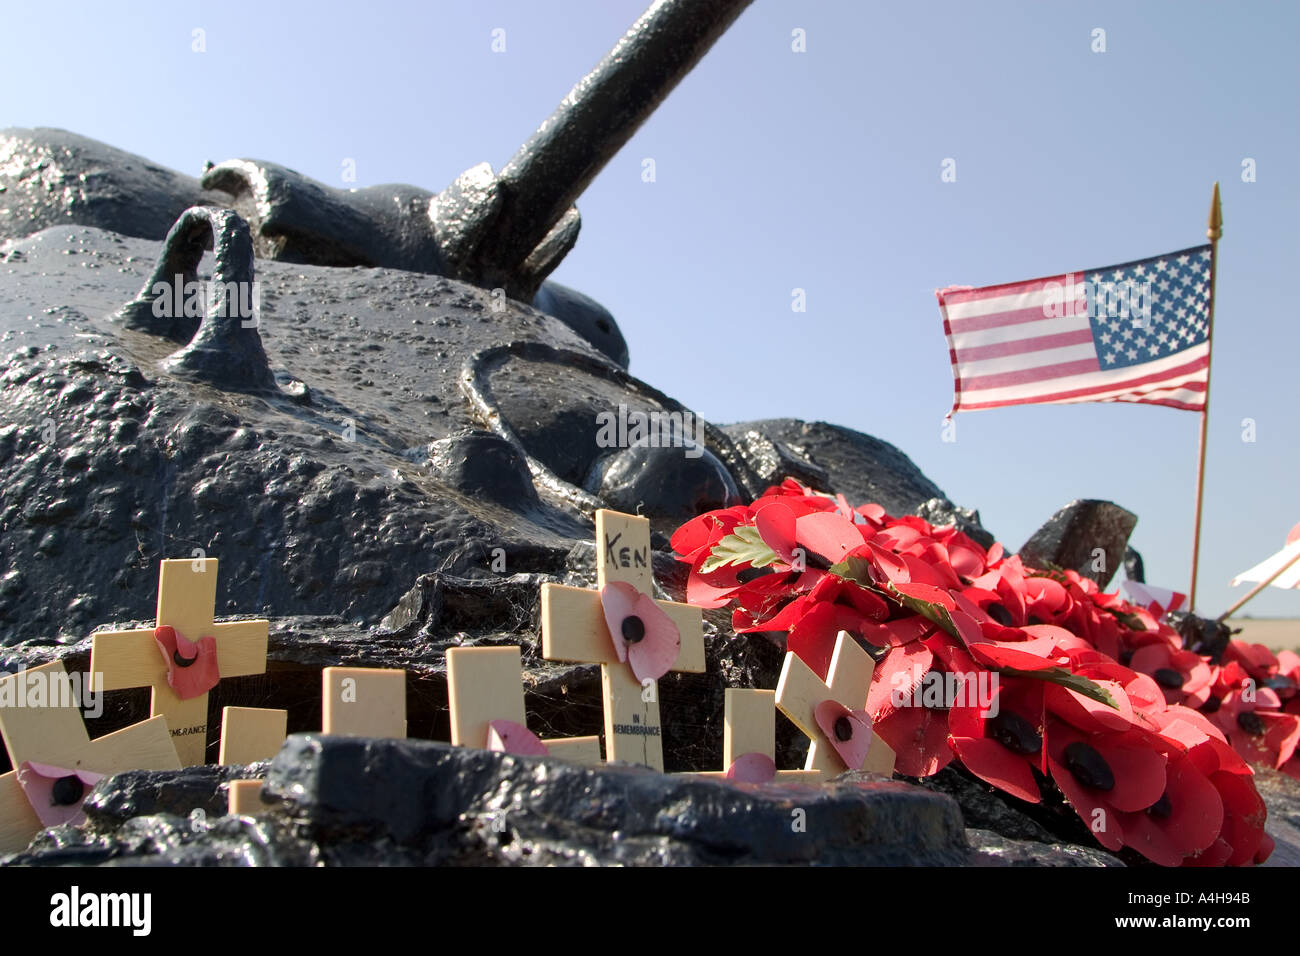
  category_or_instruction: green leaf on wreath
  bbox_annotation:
[828,556,875,588]
[699,525,781,574]
[1103,607,1147,632]
[997,666,1118,708]
[885,583,960,640]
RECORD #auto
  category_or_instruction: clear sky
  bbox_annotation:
[4,1,1297,617]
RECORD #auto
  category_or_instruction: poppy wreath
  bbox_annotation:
[673,479,1292,867]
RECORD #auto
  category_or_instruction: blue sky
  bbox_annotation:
[4,1,1298,617]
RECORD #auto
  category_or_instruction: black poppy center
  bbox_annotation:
[173,647,198,668]
[735,566,776,585]
[1063,741,1115,791]
[833,715,854,742]
[1201,695,1221,714]
[1146,791,1173,820]
[1236,711,1265,736]
[621,615,645,644]
[50,774,85,807]
[1153,667,1185,690]
[986,602,1014,627]
[990,710,1042,755]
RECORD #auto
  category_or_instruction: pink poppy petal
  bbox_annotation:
[486,720,550,757]
[625,593,682,683]
[814,699,874,771]
[16,762,105,828]
[725,752,778,783]
[600,581,640,664]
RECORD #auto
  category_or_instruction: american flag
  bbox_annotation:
[936,245,1212,414]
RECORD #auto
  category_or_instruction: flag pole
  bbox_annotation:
[1188,182,1222,609]
[1218,549,1300,622]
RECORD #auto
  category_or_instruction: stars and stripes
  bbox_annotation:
[936,245,1213,414]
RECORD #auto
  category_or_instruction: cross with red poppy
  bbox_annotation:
[777,631,897,776]
[541,510,706,771]
[0,661,180,855]
[446,645,602,763]
[89,559,269,766]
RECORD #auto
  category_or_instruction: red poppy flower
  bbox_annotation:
[1200,767,1270,866]
[1210,687,1300,770]
[1223,640,1281,684]
[152,625,220,700]
[932,528,989,581]
[671,491,1278,867]
[670,505,749,565]
[600,582,680,683]
[785,602,881,680]
[1276,650,1300,708]
[1130,642,1213,708]
[873,702,954,778]
[867,641,934,719]
[1116,753,1224,866]
[754,500,868,570]
[1046,722,1168,852]
[866,641,954,777]
[949,678,1046,803]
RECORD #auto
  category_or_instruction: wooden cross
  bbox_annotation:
[218,706,287,765]
[446,645,602,764]
[89,558,269,766]
[322,667,406,738]
[227,779,272,816]
[697,688,821,781]
[540,510,705,770]
[0,661,180,855]
[776,630,896,776]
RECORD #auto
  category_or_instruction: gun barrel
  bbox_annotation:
[484,0,753,279]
